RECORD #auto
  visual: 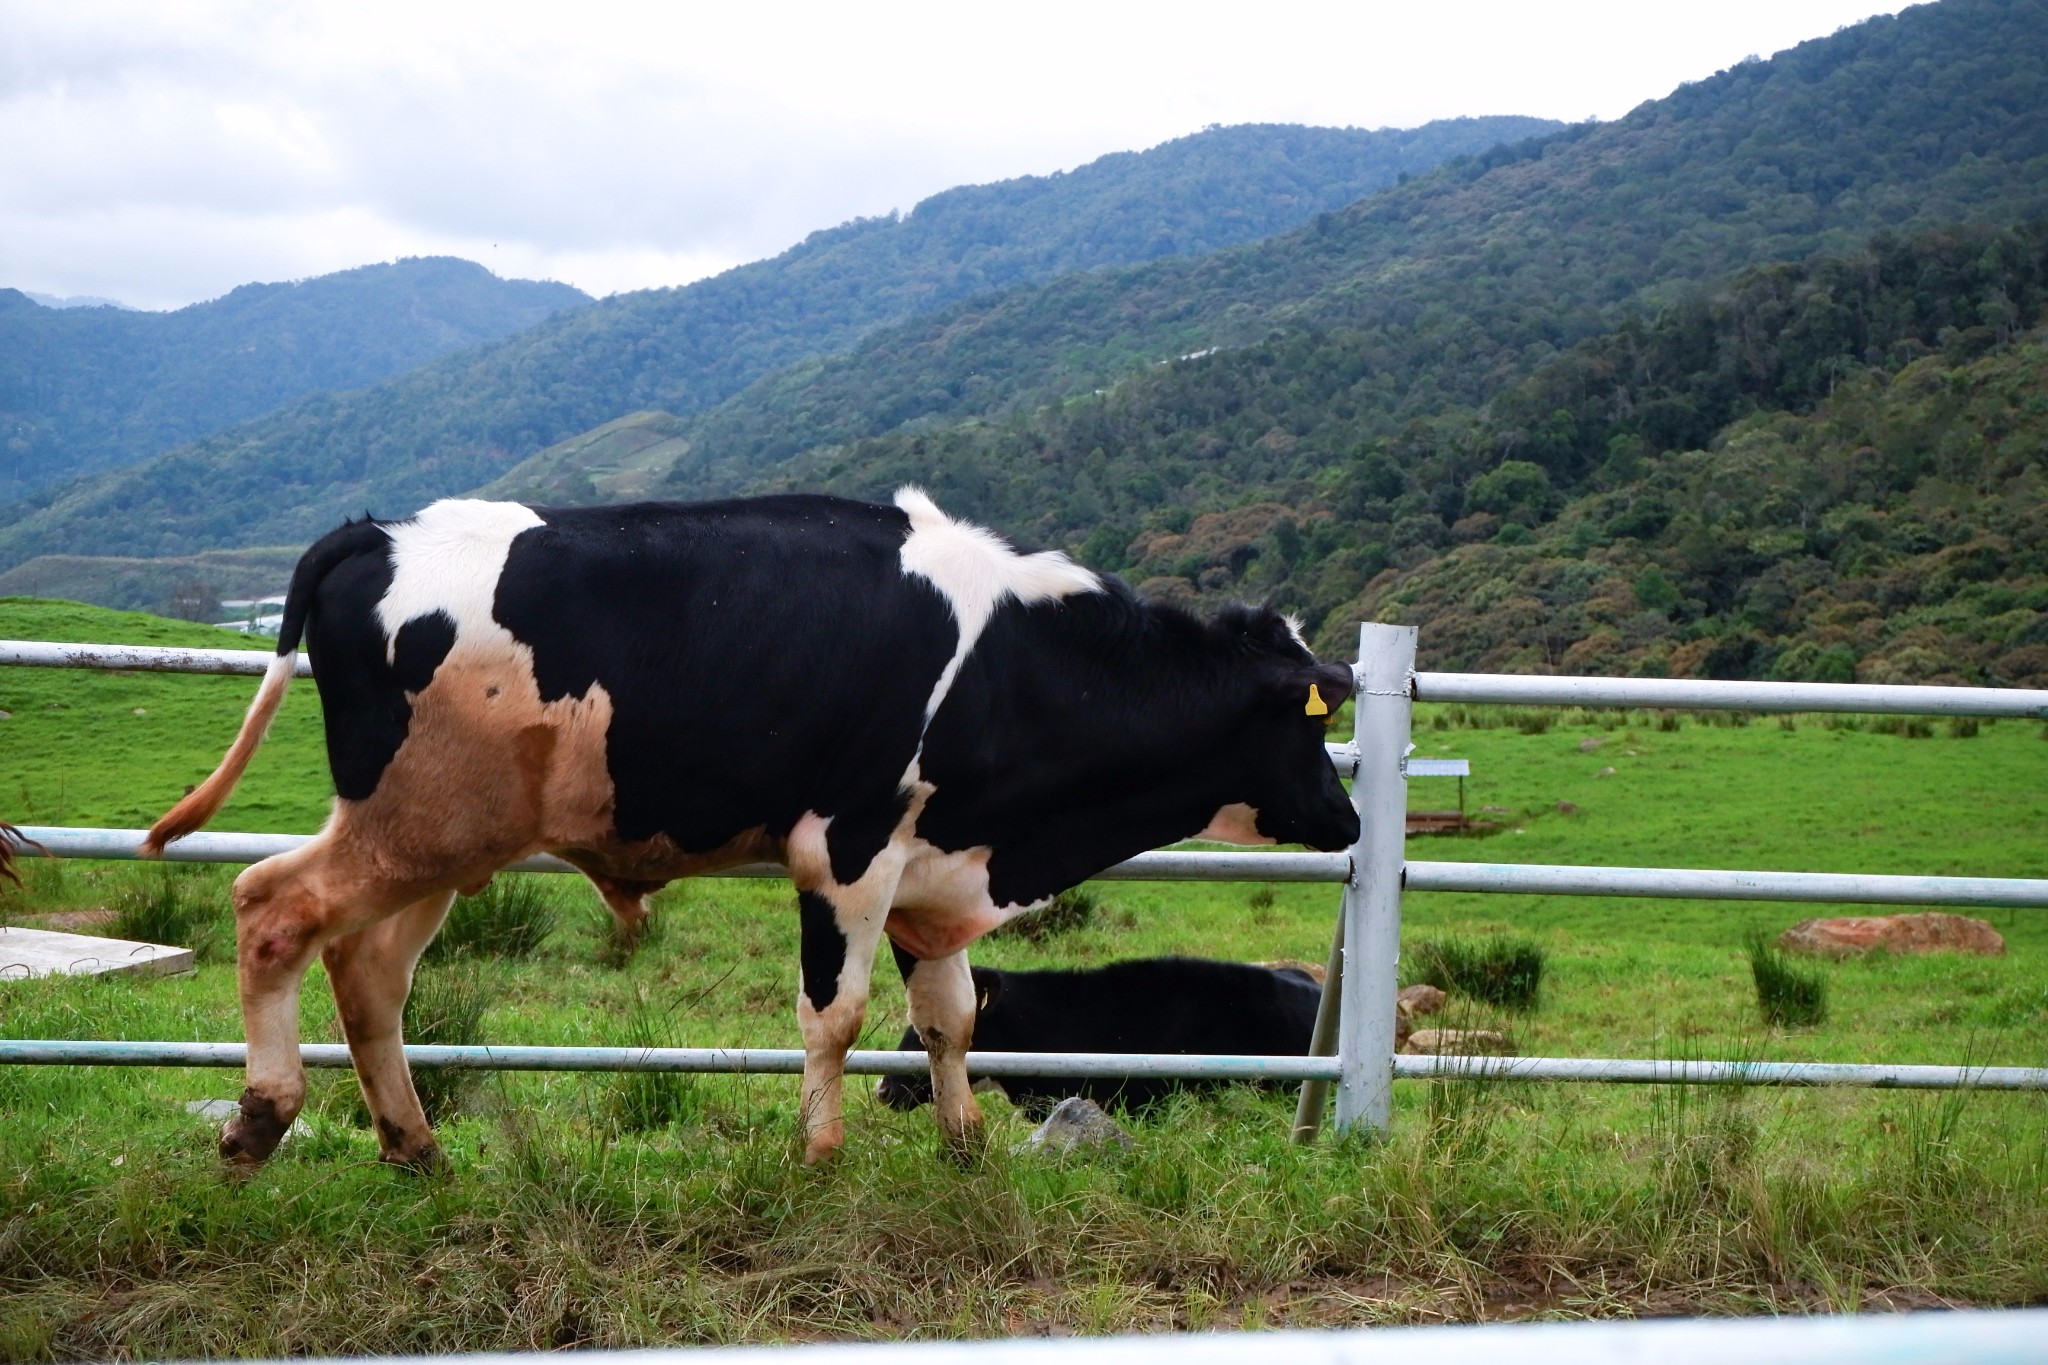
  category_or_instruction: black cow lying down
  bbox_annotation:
[144,489,1360,1170]
[877,957,1322,1117]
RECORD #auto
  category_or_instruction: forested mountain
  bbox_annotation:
[1366,328,2048,687]
[0,118,1555,565]
[773,221,2048,683]
[0,258,589,498]
[646,0,2048,501]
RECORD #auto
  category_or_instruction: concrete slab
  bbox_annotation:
[0,926,194,980]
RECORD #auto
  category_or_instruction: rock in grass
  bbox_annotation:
[1402,1028,1512,1056]
[1399,983,1447,1017]
[1015,1097,1133,1155]
[1780,913,2005,959]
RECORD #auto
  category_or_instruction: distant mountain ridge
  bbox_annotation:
[0,117,1560,565]
[0,257,590,499]
[641,0,2048,507]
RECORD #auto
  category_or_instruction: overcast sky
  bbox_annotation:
[2,0,1907,311]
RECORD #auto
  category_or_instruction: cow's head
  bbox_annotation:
[1197,608,1362,853]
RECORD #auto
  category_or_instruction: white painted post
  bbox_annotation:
[1333,622,1415,1135]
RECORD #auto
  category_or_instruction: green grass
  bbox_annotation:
[1409,936,1546,1010]
[2,599,2047,1354]
[427,876,564,963]
[1747,931,1829,1028]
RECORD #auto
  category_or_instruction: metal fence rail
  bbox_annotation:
[159,1307,2048,1365]
[7,1039,2047,1092]
[6,630,2046,1136]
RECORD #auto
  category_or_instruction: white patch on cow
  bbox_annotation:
[888,838,1047,960]
[1199,802,1275,845]
[376,499,545,663]
[895,486,1100,722]
[1282,613,1308,649]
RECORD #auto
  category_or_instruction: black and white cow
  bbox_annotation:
[875,957,1323,1116]
[146,489,1359,1169]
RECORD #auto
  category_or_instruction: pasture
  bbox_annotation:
[2,596,2047,1357]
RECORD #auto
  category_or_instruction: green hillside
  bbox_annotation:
[1362,326,2048,686]
[748,221,2046,683]
[0,258,589,498]
[0,119,1555,566]
[650,0,2048,500]
[0,547,300,617]
[0,598,330,832]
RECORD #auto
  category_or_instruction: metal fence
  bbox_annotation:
[155,1307,2048,1365]
[5,627,2048,1136]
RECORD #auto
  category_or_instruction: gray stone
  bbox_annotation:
[1014,1097,1133,1155]
[0,926,192,980]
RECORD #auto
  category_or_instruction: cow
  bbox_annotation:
[874,957,1323,1117]
[143,489,1360,1170]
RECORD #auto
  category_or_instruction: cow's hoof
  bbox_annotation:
[378,1143,448,1175]
[800,1134,845,1166]
[938,1119,987,1168]
[218,1091,291,1170]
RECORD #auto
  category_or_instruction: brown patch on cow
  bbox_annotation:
[316,641,621,888]
[560,827,780,884]
[220,1088,290,1166]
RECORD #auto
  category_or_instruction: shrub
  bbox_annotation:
[1947,716,1980,738]
[426,875,560,962]
[401,963,495,1123]
[1512,710,1553,736]
[990,888,1104,943]
[1412,936,1545,1010]
[110,866,227,961]
[1747,931,1827,1028]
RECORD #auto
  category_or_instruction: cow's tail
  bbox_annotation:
[0,823,45,887]
[142,519,388,856]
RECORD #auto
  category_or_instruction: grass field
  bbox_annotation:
[3,597,2047,1357]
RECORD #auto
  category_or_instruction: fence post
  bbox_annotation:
[1333,621,1415,1135]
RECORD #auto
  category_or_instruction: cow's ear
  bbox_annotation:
[1274,661,1355,717]
[971,967,1004,1014]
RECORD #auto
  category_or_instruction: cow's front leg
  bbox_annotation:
[897,945,983,1155]
[794,885,891,1164]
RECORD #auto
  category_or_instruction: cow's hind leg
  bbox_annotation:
[222,843,423,1169]
[321,889,457,1169]
[895,945,983,1155]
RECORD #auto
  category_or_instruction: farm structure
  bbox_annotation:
[1401,756,1470,834]
[3,624,2048,1139]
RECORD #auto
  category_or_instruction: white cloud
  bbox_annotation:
[0,0,1905,310]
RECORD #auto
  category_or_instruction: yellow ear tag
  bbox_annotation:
[1305,683,1330,717]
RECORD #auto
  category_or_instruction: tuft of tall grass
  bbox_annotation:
[1747,930,1827,1027]
[605,987,700,1133]
[989,888,1112,943]
[1411,936,1544,1010]
[401,962,497,1123]
[426,875,561,962]
[109,864,228,961]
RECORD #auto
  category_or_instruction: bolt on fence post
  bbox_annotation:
[1333,621,1415,1136]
